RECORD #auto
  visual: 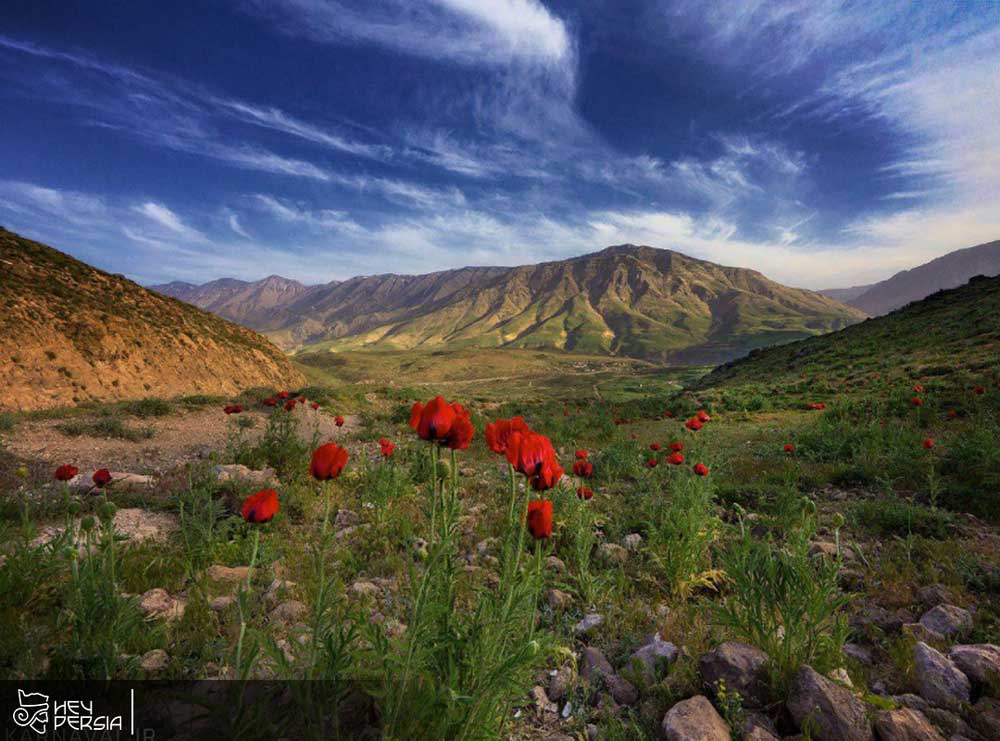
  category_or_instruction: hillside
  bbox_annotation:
[0,228,302,411]
[156,245,866,364]
[699,274,1000,393]
[828,239,1000,316]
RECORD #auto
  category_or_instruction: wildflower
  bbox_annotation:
[277,391,289,400]
[310,443,348,481]
[692,462,709,476]
[484,416,530,455]
[284,399,297,412]
[312,402,320,410]
[685,417,703,431]
[922,438,934,450]
[445,409,475,450]
[577,486,593,501]
[696,410,711,423]
[784,443,795,454]
[807,402,826,410]
[664,410,674,418]
[647,458,658,468]
[911,397,923,407]
[506,431,563,491]
[92,468,112,488]
[650,442,662,452]
[563,409,570,417]
[669,441,683,453]
[666,452,684,465]
[263,397,277,407]
[575,449,588,460]
[526,499,553,539]
[572,459,594,478]
[631,433,638,440]
[224,404,243,415]
[947,410,958,419]
[379,438,395,458]
[912,384,925,392]
[335,415,345,427]
[241,489,279,523]
[54,464,78,481]
[973,385,985,395]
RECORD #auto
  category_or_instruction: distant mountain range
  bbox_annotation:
[153,244,865,365]
[819,240,1000,315]
[0,228,301,411]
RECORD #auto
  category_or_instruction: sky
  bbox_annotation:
[0,1,997,289]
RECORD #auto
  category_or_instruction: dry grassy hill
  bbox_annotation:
[0,228,302,411]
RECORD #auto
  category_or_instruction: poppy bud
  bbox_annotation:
[99,502,117,522]
[80,516,96,532]
[833,512,845,529]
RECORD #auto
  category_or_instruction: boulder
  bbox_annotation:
[786,665,873,741]
[138,588,186,620]
[213,464,276,486]
[599,543,628,565]
[546,589,573,611]
[580,647,637,706]
[917,584,953,609]
[661,695,730,741]
[948,643,1000,686]
[206,565,250,585]
[139,649,169,672]
[919,605,972,639]
[627,633,679,685]
[970,696,1000,738]
[699,641,770,708]
[913,642,970,710]
[574,613,603,636]
[873,708,944,741]
[269,600,308,626]
[741,713,780,741]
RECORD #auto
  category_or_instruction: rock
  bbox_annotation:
[844,643,874,666]
[350,581,380,598]
[599,543,628,565]
[269,600,308,626]
[138,589,186,620]
[903,622,945,644]
[623,533,643,551]
[874,708,944,741]
[852,605,912,633]
[206,565,250,585]
[274,638,295,664]
[810,541,855,562]
[209,596,234,612]
[70,471,155,494]
[742,713,781,741]
[661,695,730,741]
[948,643,1000,686]
[580,647,638,706]
[531,685,557,717]
[214,464,276,486]
[334,509,358,530]
[970,696,1000,738]
[549,666,574,702]
[786,665,873,741]
[917,584,953,609]
[839,568,865,591]
[476,537,498,555]
[139,649,169,672]
[699,641,770,708]
[111,507,177,541]
[914,642,970,710]
[574,613,603,636]
[922,707,971,737]
[919,605,973,639]
[546,589,573,611]
[264,579,296,606]
[892,694,930,713]
[627,633,679,685]
[546,556,566,572]
[829,667,853,688]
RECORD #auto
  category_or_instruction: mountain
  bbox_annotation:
[818,284,873,303]
[157,244,866,365]
[0,228,302,411]
[824,240,1000,316]
[699,274,1000,392]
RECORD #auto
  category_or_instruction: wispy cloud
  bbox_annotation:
[134,201,207,241]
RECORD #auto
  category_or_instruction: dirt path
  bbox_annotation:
[3,405,359,474]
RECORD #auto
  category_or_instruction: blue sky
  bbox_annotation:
[0,1,997,288]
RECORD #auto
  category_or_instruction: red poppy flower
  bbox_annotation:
[947,410,958,419]
[614,418,623,426]
[911,397,923,407]
[54,464,78,481]
[379,437,389,446]
[241,489,279,524]
[563,409,570,417]
[380,441,395,458]
[284,399,297,412]
[92,468,112,488]
[577,486,593,501]
[445,411,475,450]
[784,443,795,454]
[572,460,593,478]
[631,433,638,440]
[666,452,684,465]
[484,416,530,455]
[297,397,306,404]
[224,404,243,415]
[410,396,456,441]
[575,449,588,460]
[696,410,711,423]
[669,441,683,453]
[664,410,674,418]
[912,385,925,392]
[312,402,320,410]
[625,418,632,425]
[526,499,553,539]
[650,442,662,452]
[335,416,345,427]
[647,458,658,468]
[692,462,709,476]
[310,443,349,481]
[507,431,563,491]
[973,385,985,395]
[685,418,703,431]
[922,438,934,450]
[277,391,290,400]
[263,397,277,407]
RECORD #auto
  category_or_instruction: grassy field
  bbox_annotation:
[1,291,998,737]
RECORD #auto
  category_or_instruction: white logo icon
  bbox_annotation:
[13,690,49,734]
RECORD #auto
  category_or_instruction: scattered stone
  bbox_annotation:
[274,638,295,664]
[476,537,498,555]
[829,667,853,688]
[599,543,628,565]
[264,579,296,606]
[661,695,730,741]
[923,707,972,737]
[111,507,177,541]
[574,613,603,636]
[852,605,912,633]
[699,641,770,708]
[810,541,855,562]
[844,643,873,666]
[549,666,574,702]
[919,605,973,639]
[269,600,308,626]
[970,696,1000,738]
[892,694,930,713]
[742,713,780,741]
[334,509,358,530]
[839,568,865,591]
[214,464,276,486]
[209,596,234,612]
[874,708,943,741]
[531,685,558,717]
[138,589,186,620]
[581,647,637,706]
[914,642,970,710]
[206,565,250,585]
[948,643,1000,686]
[139,649,169,672]
[623,533,643,551]
[546,556,566,572]
[350,581,380,599]
[903,622,944,644]
[627,633,679,685]
[917,584,953,609]
[546,589,573,611]
[786,665,874,741]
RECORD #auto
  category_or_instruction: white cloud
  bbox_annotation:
[134,201,207,242]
